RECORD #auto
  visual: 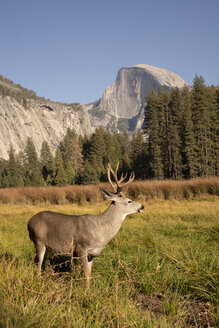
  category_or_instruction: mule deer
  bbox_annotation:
[28,163,144,285]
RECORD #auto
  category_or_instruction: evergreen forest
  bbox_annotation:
[0,75,218,188]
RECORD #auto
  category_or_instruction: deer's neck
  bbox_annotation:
[97,202,127,240]
[102,201,126,221]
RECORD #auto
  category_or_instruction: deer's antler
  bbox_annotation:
[107,162,135,194]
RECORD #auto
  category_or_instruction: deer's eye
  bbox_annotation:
[127,200,132,204]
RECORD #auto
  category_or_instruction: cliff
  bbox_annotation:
[0,65,186,159]
[0,96,92,159]
[87,64,186,132]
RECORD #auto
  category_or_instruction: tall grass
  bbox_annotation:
[0,199,218,327]
[0,184,104,205]
[0,177,218,204]
[128,177,219,200]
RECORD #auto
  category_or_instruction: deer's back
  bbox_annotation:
[27,211,95,253]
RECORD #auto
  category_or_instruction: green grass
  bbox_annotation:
[0,199,218,327]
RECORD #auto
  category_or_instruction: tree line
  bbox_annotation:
[0,127,147,187]
[144,75,218,179]
[0,75,218,188]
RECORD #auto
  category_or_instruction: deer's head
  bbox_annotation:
[101,163,144,216]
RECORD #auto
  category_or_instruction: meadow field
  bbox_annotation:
[0,180,218,327]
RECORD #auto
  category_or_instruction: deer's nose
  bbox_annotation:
[138,205,144,213]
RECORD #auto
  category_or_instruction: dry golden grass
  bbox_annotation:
[0,184,105,204]
[128,177,219,200]
[0,177,218,204]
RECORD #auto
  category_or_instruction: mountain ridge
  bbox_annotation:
[0,65,186,159]
[87,64,186,132]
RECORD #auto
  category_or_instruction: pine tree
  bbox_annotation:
[7,145,17,176]
[54,148,68,186]
[206,86,219,176]
[88,127,106,179]
[1,174,10,188]
[40,141,55,184]
[168,88,183,179]
[157,88,171,178]
[0,146,25,188]
[146,90,164,179]
[0,158,6,180]
[59,129,84,182]
[215,87,219,175]
[25,137,44,186]
[72,139,84,182]
[130,130,148,179]
[82,159,99,185]
[181,85,197,178]
[120,130,132,172]
[104,132,118,167]
[66,161,76,185]
[7,146,25,187]
[6,145,18,187]
[16,150,26,183]
[79,134,91,162]
[25,137,39,171]
[192,76,211,176]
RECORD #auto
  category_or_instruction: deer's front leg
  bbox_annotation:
[79,251,93,287]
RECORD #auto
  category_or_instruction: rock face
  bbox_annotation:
[0,96,92,159]
[87,64,186,132]
[0,64,186,159]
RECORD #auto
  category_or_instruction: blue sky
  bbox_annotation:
[0,0,218,104]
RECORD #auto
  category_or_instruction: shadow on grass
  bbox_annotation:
[46,255,72,273]
[42,254,83,278]
[133,292,217,328]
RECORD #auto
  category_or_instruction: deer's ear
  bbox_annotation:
[100,188,117,201]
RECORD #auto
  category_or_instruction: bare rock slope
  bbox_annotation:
[0,65,186,159]
[0,96,92,159]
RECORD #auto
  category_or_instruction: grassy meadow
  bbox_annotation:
[0,180,218,327]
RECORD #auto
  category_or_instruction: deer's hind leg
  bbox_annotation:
[34,240,46,273]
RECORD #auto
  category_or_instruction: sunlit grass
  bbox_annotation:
[0,198,218,327]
